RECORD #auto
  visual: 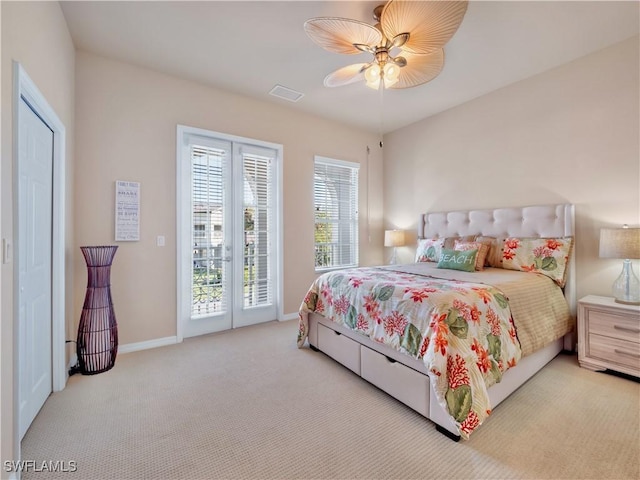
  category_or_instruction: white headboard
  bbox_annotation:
[419,204,576,315]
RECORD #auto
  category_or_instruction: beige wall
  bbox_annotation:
[74,51,384,345]
[383,36,640,303]
[1,1,75,472]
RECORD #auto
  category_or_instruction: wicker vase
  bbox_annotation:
[77,246,118,375]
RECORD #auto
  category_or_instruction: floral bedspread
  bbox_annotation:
[297,267,522,439]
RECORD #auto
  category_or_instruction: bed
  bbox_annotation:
[297,204,576,440]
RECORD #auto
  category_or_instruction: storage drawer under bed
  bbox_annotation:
[317,323,361,374]
[360,345,430,417]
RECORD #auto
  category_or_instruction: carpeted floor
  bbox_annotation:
[21,319,640,479]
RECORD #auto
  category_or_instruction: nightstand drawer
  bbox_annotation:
[588,333,640,371]
[587,310,640,343]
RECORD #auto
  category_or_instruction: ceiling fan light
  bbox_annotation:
[383,63,400,82]
[304,1,466,90]
[382,62,400,87]
[364,64,381,84]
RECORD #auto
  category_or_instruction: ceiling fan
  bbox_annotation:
[304,0,468,90]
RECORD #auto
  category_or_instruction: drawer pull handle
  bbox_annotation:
[385,356,397,364]
[333,331,341,336]
[613,325,640,334]
[614,349,640,359]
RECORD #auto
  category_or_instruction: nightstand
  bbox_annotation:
[578,295,640,377]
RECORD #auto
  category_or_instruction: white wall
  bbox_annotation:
[383,36,640,303]
[1,1,75,473]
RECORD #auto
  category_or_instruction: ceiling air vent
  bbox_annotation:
[269,85,304,103]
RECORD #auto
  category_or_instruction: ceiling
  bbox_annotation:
[60,1,639,134]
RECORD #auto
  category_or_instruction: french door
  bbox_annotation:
[178,126,281,338]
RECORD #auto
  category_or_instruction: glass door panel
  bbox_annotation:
[182,132,277,337]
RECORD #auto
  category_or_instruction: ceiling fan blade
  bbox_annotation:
[324,63,369,87]
[381,0,468,54]
[304,17,383,55]
[389,49,444,89]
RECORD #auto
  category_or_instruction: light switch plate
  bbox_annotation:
[157,235,165,247]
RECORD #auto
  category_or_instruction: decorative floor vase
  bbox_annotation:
[77,246,118,375]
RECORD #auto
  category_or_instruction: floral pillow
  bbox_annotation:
[454,240,489,271]
[502,237,573,287]
[415,238,444,263]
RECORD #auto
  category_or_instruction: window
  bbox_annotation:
[314,156,359,270]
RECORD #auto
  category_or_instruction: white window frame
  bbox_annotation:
[313,155,359,272]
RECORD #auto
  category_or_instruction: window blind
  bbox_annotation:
[191,144,227,316]
[314,157,359,270]
[242,151,274,308]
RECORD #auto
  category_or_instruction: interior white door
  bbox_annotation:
[18,97,54,439]
[181,132,278,337]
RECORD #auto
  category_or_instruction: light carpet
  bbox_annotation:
[21,319,639,479]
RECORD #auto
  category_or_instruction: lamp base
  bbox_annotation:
[389,247,397,265]
[614,298,640,306]
[612,259,640,305]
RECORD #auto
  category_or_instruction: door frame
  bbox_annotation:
[13,62,67,443]
[175,125,283,342]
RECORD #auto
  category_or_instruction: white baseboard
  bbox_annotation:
[280,312,299,321]
[118,336,178,354]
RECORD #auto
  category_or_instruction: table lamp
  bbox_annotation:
[599,225,640,305]
[384,229,405,265]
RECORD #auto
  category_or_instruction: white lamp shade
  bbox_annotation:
[384,230,406,247]
[599,228,640,259]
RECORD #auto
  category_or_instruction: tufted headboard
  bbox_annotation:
[419,204,576,315]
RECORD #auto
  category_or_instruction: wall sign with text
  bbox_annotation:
[115,180,140,241]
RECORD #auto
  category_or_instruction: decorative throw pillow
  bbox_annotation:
[476,236,504,268]
[443,235,476,250]
[454,240,489,271]
[415,238,444,263]
[437,248,478,272]
[502,237,573,287]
